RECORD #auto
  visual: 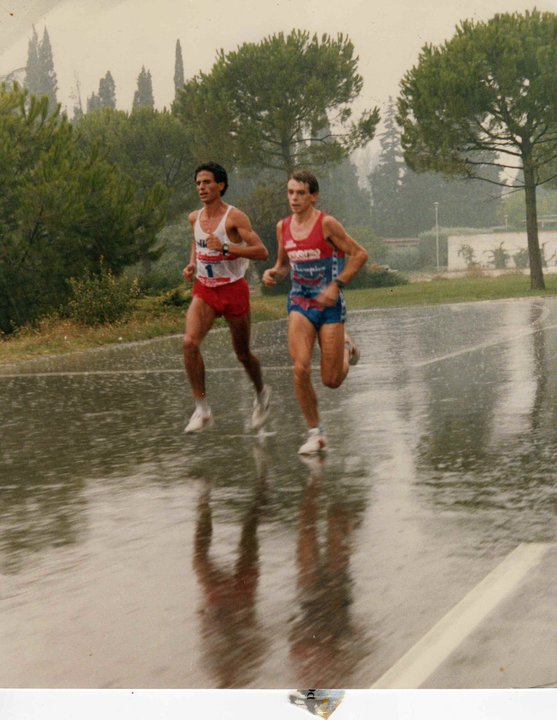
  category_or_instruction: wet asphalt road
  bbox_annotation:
[1,297,557,689]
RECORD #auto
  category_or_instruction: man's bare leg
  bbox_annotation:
[183,297,218,432]
[288,312,320,429]
[227,313,264,393]
[183,296,218,399]
[228,313,272,430]
[318,323,349,389]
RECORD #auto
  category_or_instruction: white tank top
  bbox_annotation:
[194,205,249,287]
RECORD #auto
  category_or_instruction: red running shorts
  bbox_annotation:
[193,278,250,319]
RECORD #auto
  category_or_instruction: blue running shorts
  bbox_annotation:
[287,295,346,330]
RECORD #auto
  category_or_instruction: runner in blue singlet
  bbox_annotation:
[262,169,368,455]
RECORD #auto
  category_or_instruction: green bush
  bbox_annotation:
[134,265,184,295]
[350,263,408,288]
[457,243,478,268]
[160,286,192,307]
[484,241,510,269]
[385,246,421,271]
[347,225,389,264]
[66,268,139,325]
[127,219,191,295]
[417,229,449,268]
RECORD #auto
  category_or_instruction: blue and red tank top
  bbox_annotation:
[280,211,345,310]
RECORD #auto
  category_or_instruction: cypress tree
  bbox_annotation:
[87,92,101,113]
[24,26,41,96]
[37,28,58,111]
[24,26,58,112]
[70,76,84,123]
[87,71,116,113]
[132,66,154,109]
[98,71,116,108]
[369,98,405,236]
[174,40,185,98]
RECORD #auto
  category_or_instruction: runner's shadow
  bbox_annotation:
[288,455,369,688]
[192,440,269,688]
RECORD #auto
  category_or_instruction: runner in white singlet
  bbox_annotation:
[193,205,248,287]
[182,162,271,434]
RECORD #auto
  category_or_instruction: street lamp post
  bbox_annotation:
[434,201,440,272]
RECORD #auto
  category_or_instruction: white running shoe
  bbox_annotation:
[250,385,271,431]
[184,406,213,433]
[345,333,360,366]
[298,430,327,455]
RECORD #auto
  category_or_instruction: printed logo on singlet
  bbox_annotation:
[284,240,322,262]
[288,249,322,262]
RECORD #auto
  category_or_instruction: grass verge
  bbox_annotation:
[347,272,557,309]
[2,273,557,364]
[0,294,287,364]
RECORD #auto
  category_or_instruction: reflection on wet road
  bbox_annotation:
[1,297,557,688]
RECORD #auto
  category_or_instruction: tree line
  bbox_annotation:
[2,10,557,333]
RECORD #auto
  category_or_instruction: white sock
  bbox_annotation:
[308,426,323,436]
[196,398,210,413]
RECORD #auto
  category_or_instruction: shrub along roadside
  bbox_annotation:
[349,263,408,288]
[66,267,140,325]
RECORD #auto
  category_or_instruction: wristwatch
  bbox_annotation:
[222,241,229,255]
[334,278,346,289]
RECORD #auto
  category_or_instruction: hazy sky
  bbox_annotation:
[1,0,555,116]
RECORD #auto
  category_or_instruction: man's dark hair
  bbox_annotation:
[289,168,319,194]
[194,162,229,196]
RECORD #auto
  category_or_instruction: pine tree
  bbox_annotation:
[174,40,185,98]
[98,71,116,108]
[37,28,58,111]
[132,66,154,109]
[397,9,557,288]
[174,30,379,174]
[0,83,168,333]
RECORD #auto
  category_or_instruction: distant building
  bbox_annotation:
[448,231,557,272]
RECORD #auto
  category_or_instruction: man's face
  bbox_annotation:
[195,170,224,203]
[287,179,317,214]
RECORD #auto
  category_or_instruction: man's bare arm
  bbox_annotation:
[262,220,291,287]
[205,208,268,260]
[317,215,368,307]
[183,211,198,282]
